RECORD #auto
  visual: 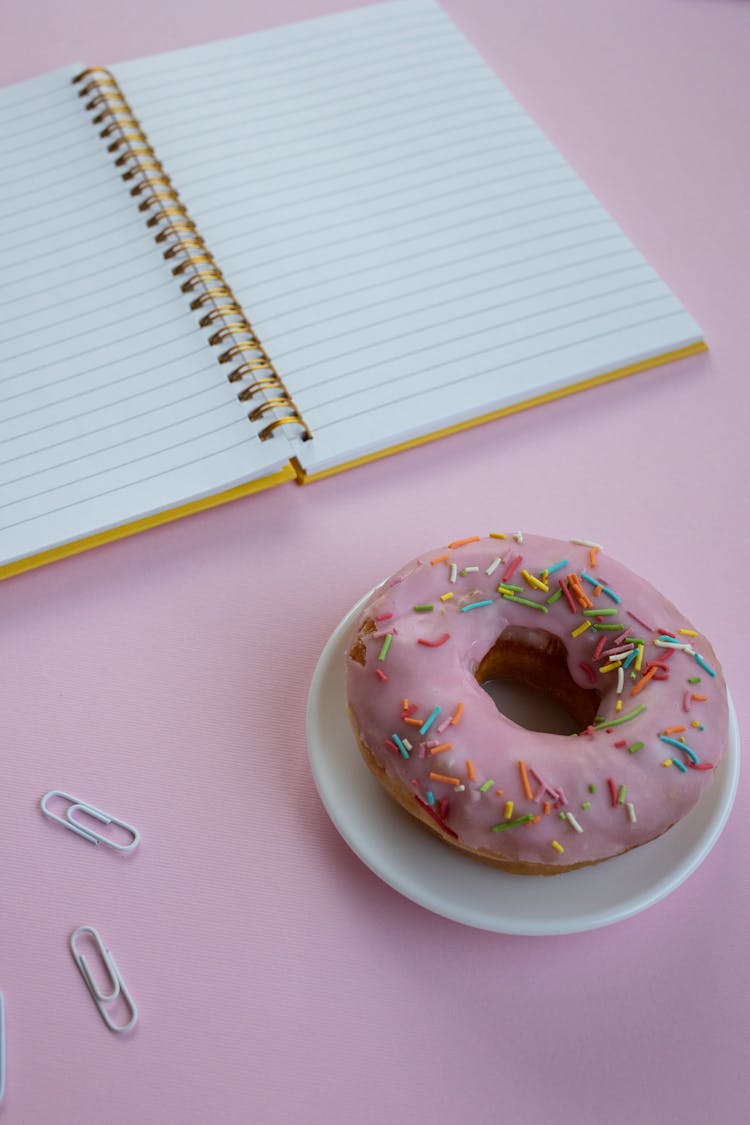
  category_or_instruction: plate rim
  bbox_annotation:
[306,593,741,935]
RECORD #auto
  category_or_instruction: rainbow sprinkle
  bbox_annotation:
[501,594,549,613]
[659,735,699,765]
[417,634,450,647]
[592,704,646,730]
[449,536,481,549]
[492,814,536,832]
[694,653,716,677]
[420,706,441,735]
[392,733,410,759]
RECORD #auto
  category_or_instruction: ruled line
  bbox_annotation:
[4,197,139,256]
[179,113,542,198]
[0,358,225,464]
[0,273,176,343]
[3,397,243,489]
[170,100,522,187]
[193,146,563,242]
[117,16,461,101]
[0,133,110,184]
[224,186,593,278]
[179,140,555,227]
[0,257,171,319]
[2,116,100,157]
[0,79,73,121]
[132,55,500,146]
[212,173,580,274]
[266,256,646,357]
[2,244,155,294]
[2,171,133,225]
[254,236,633,331]
[2,298,188,367]
[0,158,114,208]
[0,436,256,534]
[286,282,668,385]
[0,327,201,401]
[0,414,249,512]
[307,306,685,430]
[220,148,570,293]
[0,338,209,422]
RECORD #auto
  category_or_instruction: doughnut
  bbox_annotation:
[346,532,729,875]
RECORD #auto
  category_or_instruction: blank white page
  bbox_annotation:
[0,68,288,568]
[113,0,702,475]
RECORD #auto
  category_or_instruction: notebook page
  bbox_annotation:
[113,0,702,475]
[0,68,289,567]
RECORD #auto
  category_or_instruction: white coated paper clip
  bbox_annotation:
[70,927,138,1034]
[40,791,140,853]
[0,991,6,1105]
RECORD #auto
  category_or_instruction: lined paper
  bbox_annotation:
[114,0,702,475]
[0,68,287,566]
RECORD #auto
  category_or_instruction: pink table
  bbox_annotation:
[2,2,748,1122]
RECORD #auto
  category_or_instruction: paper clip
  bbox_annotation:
[40,791,140,853]
[70,927,138,1034]
[0,992,6,1104]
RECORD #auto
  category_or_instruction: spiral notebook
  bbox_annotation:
[0,0,704,580]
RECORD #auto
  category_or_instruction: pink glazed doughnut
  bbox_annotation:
[346,532,729,875]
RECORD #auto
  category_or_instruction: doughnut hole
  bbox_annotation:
[475,626,601,736]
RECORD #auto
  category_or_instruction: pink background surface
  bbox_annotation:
[1,1,749,1122]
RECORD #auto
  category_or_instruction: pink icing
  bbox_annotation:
[346,533,729,869]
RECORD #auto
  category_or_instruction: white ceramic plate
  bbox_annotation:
[306,595,741,935]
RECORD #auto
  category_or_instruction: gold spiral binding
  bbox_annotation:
[172,254,214,276]
[256,415,308,441]
[217,340,267,363]
[199,306,244,327]
[129,175,172,196]
[122,161,162,182]
[180,270,224,292]
[72,65,311,445]
[114,145,153,168]
[107,132,146,153]
[237,377,282,401]
[207,323,249,344]
[163,238,206,260]
[138,191,180,211]
[84,90,127,112]
[148,211,191,233]
[248,397,296,421]
[190,288,233,310]
[93,106,131,126]
[99,119,130,139]
[230,359,276,378]
[155,222,197,245]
